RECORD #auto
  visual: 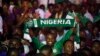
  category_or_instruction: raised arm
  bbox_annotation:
[53,28,74,55]
[29,28,44,49]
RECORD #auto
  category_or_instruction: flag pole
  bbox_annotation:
[72,10,80,51]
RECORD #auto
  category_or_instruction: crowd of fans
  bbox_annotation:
[0,0,100,56]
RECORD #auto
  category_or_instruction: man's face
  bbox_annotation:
[55,4,62,12]
[46,34,56,46]
[49,6,54,12]
[29,28,35,37]
[87,22,93,30]
[64,41,74,55]
[80,31,86,38]
[80,41,85,49]
[93,27,98,35]
[92,42,100,54]
[81,7,86,14]
[10,39,20,49]
[13,28,23,38]
[22,1,29,8]
[69,35,74,41]
[32,1,38,8]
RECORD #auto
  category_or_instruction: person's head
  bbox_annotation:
[10,1,14,5]
[62,1,67,8]
[93,27,99,35]
[21,0,29,9]
[0,44,8,52]
[50,28,57,38]
[3,21,8,33]
[86,21,93,30]
[90,5,95,14]
[79,22,84,29]
[48,4,54,13]
[7,49,20,56]
[55,3,63,13]
[39,5,45,11]
[40,28,49,35]
[69,34,75,41]
[92,40,100,55]
[63,40,74,55]
[70,4,76,12]
[32,0,38,9]
[57,27,64,36]
[80,38,86,49]
[81,5,87,14]
[12,27,23,38]
[80,29,86,38]
[46,32,56,46]
[3,3,9,13]
[32,11,40,19]
[40,45,52,56]
[81,48,92,56]
[29,28,40,37]
[9,38,22,49]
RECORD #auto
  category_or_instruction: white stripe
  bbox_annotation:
[33,19,38,27]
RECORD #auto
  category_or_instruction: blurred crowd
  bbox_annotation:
[0,0,100,56]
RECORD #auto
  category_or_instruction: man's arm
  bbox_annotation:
[31,37,44,49]
[53,29,73,55]
[29,28,44,49]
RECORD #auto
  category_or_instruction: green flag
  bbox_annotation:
[23,19,75,34]
[55,0,64,3]
[53,29,73,55]
[94,14,100,23]
[66,11,80,44]
[77,13,89,26]
[25,19,74,27]
[66,11,74,19]
[75,24,80,44]
[72,11,80,44]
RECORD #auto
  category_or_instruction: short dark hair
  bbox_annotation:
[40,45,52,54]
[7,49,20,56]
[93,40,100,45]
[35,53,45,56]
[29,27,40,37]
[63,40,74,46]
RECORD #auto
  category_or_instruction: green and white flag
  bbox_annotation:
[25,19,74,27]
[72,11,80,43]
[55,0,64,3]
[94,14,100,23]
[66,11,74,19]
[77,13,89,26]
[24,19,75,33]
[72,11,80,51]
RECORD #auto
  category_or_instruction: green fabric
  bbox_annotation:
[77,13,89,26]
[23,19,75,33]
[77,13,100,24]
[25,19,74,27]
[67,11,75,19]
[94,14,100,23]
[53,29,73,55]
[74,24,80,44]
[55,0,64,3]
[32,37,44,49]
[23,19,34,34]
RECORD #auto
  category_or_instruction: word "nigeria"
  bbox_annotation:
[40,19,71,25]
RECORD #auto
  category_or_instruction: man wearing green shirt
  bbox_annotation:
[29,28,73,56]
